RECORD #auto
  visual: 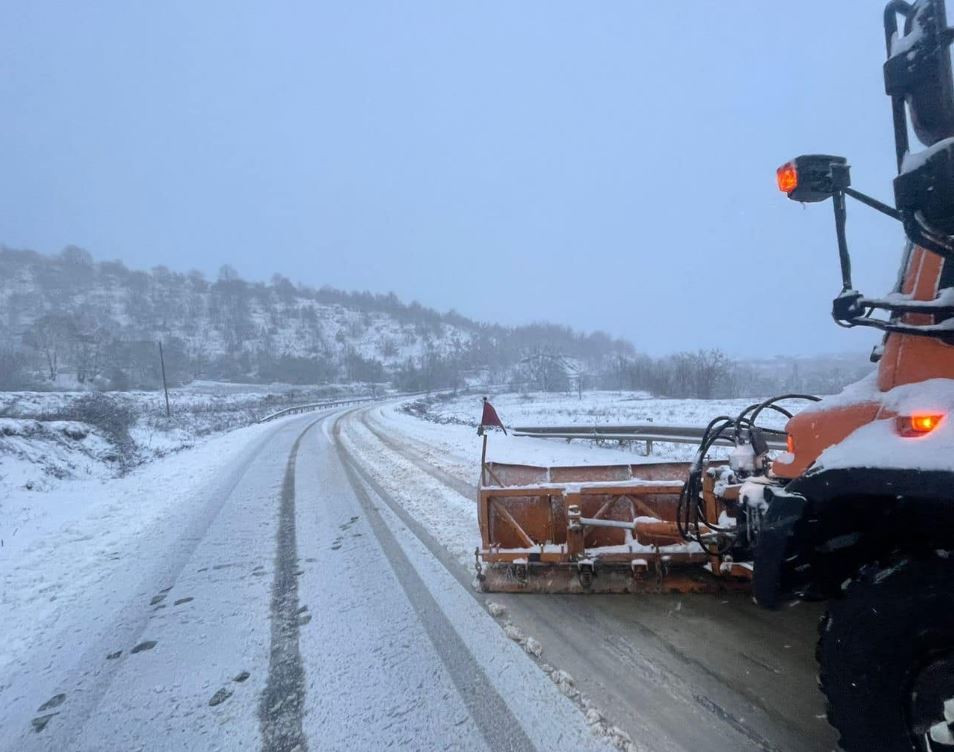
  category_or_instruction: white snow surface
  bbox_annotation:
[901,135,954,174]
[0,420,277,682]
[793,369,880,415]
[0,383,367,491]
[339,414,481,568]
[301,421,612,751]
[0,389,824,750]
[395,390,791,467]
[2,403,615,751]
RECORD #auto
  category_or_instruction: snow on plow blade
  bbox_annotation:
[476,461,749,594]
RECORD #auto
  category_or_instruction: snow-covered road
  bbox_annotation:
[2,399,842,752]
[340,404,840,752]
[1,408,610,752]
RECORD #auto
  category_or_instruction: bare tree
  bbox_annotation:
[520,347,571,392]
[24,314,74,381]
[690,349,730,399]
[72,329,108,384]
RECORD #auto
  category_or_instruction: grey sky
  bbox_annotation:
[1,2,908,357]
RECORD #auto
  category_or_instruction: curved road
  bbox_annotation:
[2,409,608,752]
[348,405,839,752]
[1,404,838,751]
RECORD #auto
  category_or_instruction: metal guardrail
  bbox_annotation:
[511,423,788,454]
[258,396,379,423]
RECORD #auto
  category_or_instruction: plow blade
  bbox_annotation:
[476,461,749,594]
[479,564,731,594]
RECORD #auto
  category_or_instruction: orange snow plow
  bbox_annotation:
[475,458,753,594]
[473,2,954,747]
[473,2,954,748]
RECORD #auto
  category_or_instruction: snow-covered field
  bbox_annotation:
[395,390,794,467]
[420,390,782,426]
[409,389,793,429]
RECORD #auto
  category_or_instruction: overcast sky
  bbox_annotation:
[1,2,912,357]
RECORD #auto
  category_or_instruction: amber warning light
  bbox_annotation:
[777,162,799,194]
[897,414,944,437]
[775,155,848,203]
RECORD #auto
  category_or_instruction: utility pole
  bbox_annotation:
[158,341,171,418]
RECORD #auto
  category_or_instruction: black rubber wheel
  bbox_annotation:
[817,557,954,752]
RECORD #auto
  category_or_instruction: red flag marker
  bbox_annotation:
[479,397,507,435]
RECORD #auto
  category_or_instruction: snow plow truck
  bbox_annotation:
[475,2,954,749]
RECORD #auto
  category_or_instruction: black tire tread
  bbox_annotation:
[817,557,954,752]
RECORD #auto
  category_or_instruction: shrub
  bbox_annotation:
[57,394,138,472]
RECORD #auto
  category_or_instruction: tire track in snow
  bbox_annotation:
[259,422,314,752]
[332,416,538,752]
[344,406,831,752]
[338,412,474,591]
[358,409,475,500]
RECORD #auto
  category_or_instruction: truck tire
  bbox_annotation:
[817,557,954,751]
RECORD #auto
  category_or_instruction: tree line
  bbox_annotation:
[0,247,869,397]
[0,247,635,391]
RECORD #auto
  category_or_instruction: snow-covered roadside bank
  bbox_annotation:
[0,418,279,685]
[0,384,369,492]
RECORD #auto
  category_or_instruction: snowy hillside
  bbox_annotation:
[0,247,634,391]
